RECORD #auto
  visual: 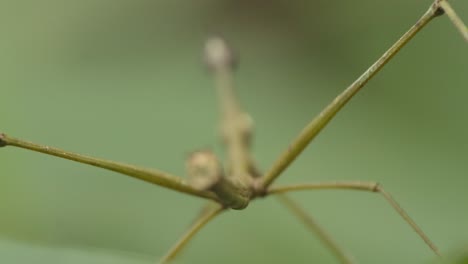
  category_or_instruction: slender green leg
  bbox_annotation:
[159,204,224,263]
[0,133,218,201]
[277,194,355,264]
[268,181,441,256]
[260,2,443,189]
[439,0,468,42]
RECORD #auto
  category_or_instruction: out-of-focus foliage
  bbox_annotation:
[434,247,468,264]
[1,0,467,263]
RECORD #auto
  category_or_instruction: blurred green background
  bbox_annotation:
[1,0,467,263]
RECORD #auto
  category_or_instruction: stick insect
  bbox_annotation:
[1,0,467,263]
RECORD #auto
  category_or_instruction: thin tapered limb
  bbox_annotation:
[260,1,445,189]
[439,0,468,42]
[0,133,218,202]
[159,204,224,263]
[268,181,441,256]
[277,194,355,264]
